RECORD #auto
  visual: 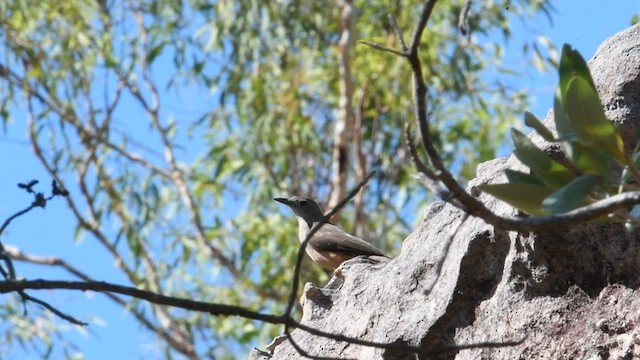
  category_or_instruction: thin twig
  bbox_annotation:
[0,205,35,238]
[21,292,87,326]
[458,0,473,35]
[0,205,36,281]
[388,14,408,52]
[358,40,407,57]
[285,328,353,360]
[404,123,436,180]
[27,109,139,284]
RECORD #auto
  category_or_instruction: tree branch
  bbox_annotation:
[0,279,527,356]
[6,246,197,357]
[328,0,357,213]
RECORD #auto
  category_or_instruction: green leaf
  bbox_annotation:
[569,143,613,180]
[511,128,575,187]
[558,44,596,101]
[524,111,556,142]
[542,174,601,214]
[564,76,625,160]
[479,182,555,215]
[553,87,613,178]
[504,169,546,186]
[147,42,165,64]
[553,86,576,142]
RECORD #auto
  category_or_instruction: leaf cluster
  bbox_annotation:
[481,45,640,228]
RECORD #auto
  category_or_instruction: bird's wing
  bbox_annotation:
[308,223,387,257]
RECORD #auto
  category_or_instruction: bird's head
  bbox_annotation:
[274,196,325,223]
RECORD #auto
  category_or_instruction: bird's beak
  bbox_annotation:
[273,197,290,206]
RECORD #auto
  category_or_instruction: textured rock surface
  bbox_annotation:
[250,23,640,360]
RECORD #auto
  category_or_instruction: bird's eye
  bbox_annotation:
[299,200,307,206]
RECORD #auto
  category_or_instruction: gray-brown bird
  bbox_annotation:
[274,196,389,272]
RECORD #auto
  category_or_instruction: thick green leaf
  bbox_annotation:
[564,76,625,160]
[479,182,555,215]
[553,86,613,178]
[553,86,576,142]
[504,169,546,186]
[524,111,556,142]
[558,44,596,101]
[511,128,575,187]
[573,144,612,179]
[541,174,601,214]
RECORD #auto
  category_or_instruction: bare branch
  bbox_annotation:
[20,292,87,326]
[354,84,368,238]
[7,246,197,357]
[388,14,408,52]
[0,279,282,322]
[285,328,353,360]
[0,279,527,356]
[408,0,439,55]
[404,123,436,180]
[458,0,473,35]
[358,40,407,57]
[7,246,90,280]
[328,0,357,213]
[0,204,35,239]
[27,114,139,284]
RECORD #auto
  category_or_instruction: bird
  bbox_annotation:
[274,196,389,272]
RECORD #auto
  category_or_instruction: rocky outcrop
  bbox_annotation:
[251,23,640,360]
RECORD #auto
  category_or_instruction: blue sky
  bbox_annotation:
[508,1,640,124]
[0,1,639,359]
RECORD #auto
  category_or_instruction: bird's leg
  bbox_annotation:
[324,273,344,289]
